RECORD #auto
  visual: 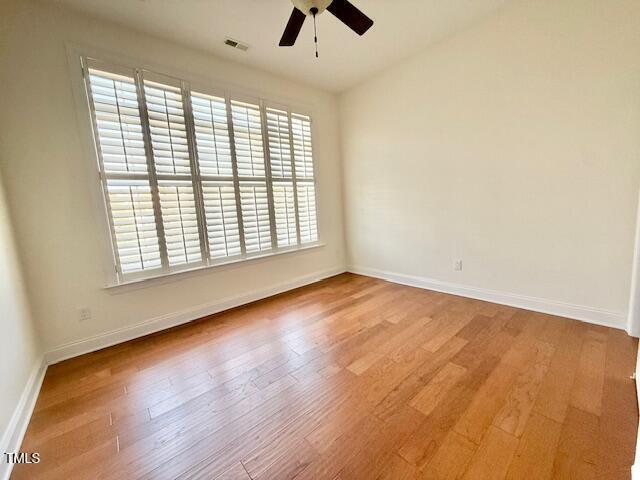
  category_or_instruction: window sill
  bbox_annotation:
[104,242,326,293]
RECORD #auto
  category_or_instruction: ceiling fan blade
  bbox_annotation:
[279,8,306,46]
[327,0,373,36]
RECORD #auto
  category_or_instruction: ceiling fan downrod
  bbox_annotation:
[311,7,319,58]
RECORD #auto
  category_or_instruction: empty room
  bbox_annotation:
[1,0,640,478]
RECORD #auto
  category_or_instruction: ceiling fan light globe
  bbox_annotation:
[291,0,333,16]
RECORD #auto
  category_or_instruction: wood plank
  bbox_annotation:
[552,406,599,478]
[461,426,519,480]
[410,362,467,416]
[419,431,477,480]
[214,463,251,480]
[570,330,606,416]
[533,322,584,423]
[504,412,562,479]
[491,341,555,437]
[376,454,418,480]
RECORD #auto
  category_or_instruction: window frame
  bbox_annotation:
[80,55,321,286]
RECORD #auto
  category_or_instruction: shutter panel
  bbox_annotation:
[158,180,202,266]
[231,101,266,177]
[106,179,162,273]
[296,182,318,243]
[291,114,314,178]
[143,80,191,175]
[273,182,297,247]
[266,107,298,247]
[191,93,233,176]
[266,108,292,178]
[240,183,271,253]
[86,67,163,276]
[143,78,204,267]
[202,181,241,258]
[231,100,272,253]
[291,114,318,244]
[87,69,147,173]
[191,92,242,260]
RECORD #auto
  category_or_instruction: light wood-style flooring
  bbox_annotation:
[12,273,639,479]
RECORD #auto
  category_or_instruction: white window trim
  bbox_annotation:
[73,50,322,287]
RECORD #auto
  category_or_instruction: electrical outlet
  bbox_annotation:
[454,259,463,272]
[79,307,92,322]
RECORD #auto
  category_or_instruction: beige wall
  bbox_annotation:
[0,166,41,450]
[340,0,640,327]
[0,0,345,352]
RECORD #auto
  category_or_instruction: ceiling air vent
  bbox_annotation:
[224,38,249,52]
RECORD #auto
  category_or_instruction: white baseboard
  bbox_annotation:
[0,358,47,480]
[44,266,346,365]
[348,265,626,330]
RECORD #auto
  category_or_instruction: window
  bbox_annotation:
[82,58,319,283]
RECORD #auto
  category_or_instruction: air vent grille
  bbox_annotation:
[224,38,249,51]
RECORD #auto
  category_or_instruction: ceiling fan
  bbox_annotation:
[279,0,374,57]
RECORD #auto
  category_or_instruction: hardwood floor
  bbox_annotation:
[12,273,638,479]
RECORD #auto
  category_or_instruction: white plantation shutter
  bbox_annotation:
[266,108,298,247]
[143,80,191,175]
[201,181,241,258]
[292,114,314,178]
[231,101,266,177]
[191,93,233,176]
[88,72,147,173]
[273,182,297,247]
[231,100,272,253]
[266,108,293,178]
[106,180,161,273]
[190,91,242,260]
[142,77,205,268]
[83,57,318,283]
[240,183,272,253]
[86,66,163,276]
[296,183,318,243]
[292,114,318,244]
[157,180,202,265]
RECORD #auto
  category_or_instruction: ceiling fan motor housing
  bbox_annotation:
[291,0,333,16]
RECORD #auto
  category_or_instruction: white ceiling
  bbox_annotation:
[52,0,509,92]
